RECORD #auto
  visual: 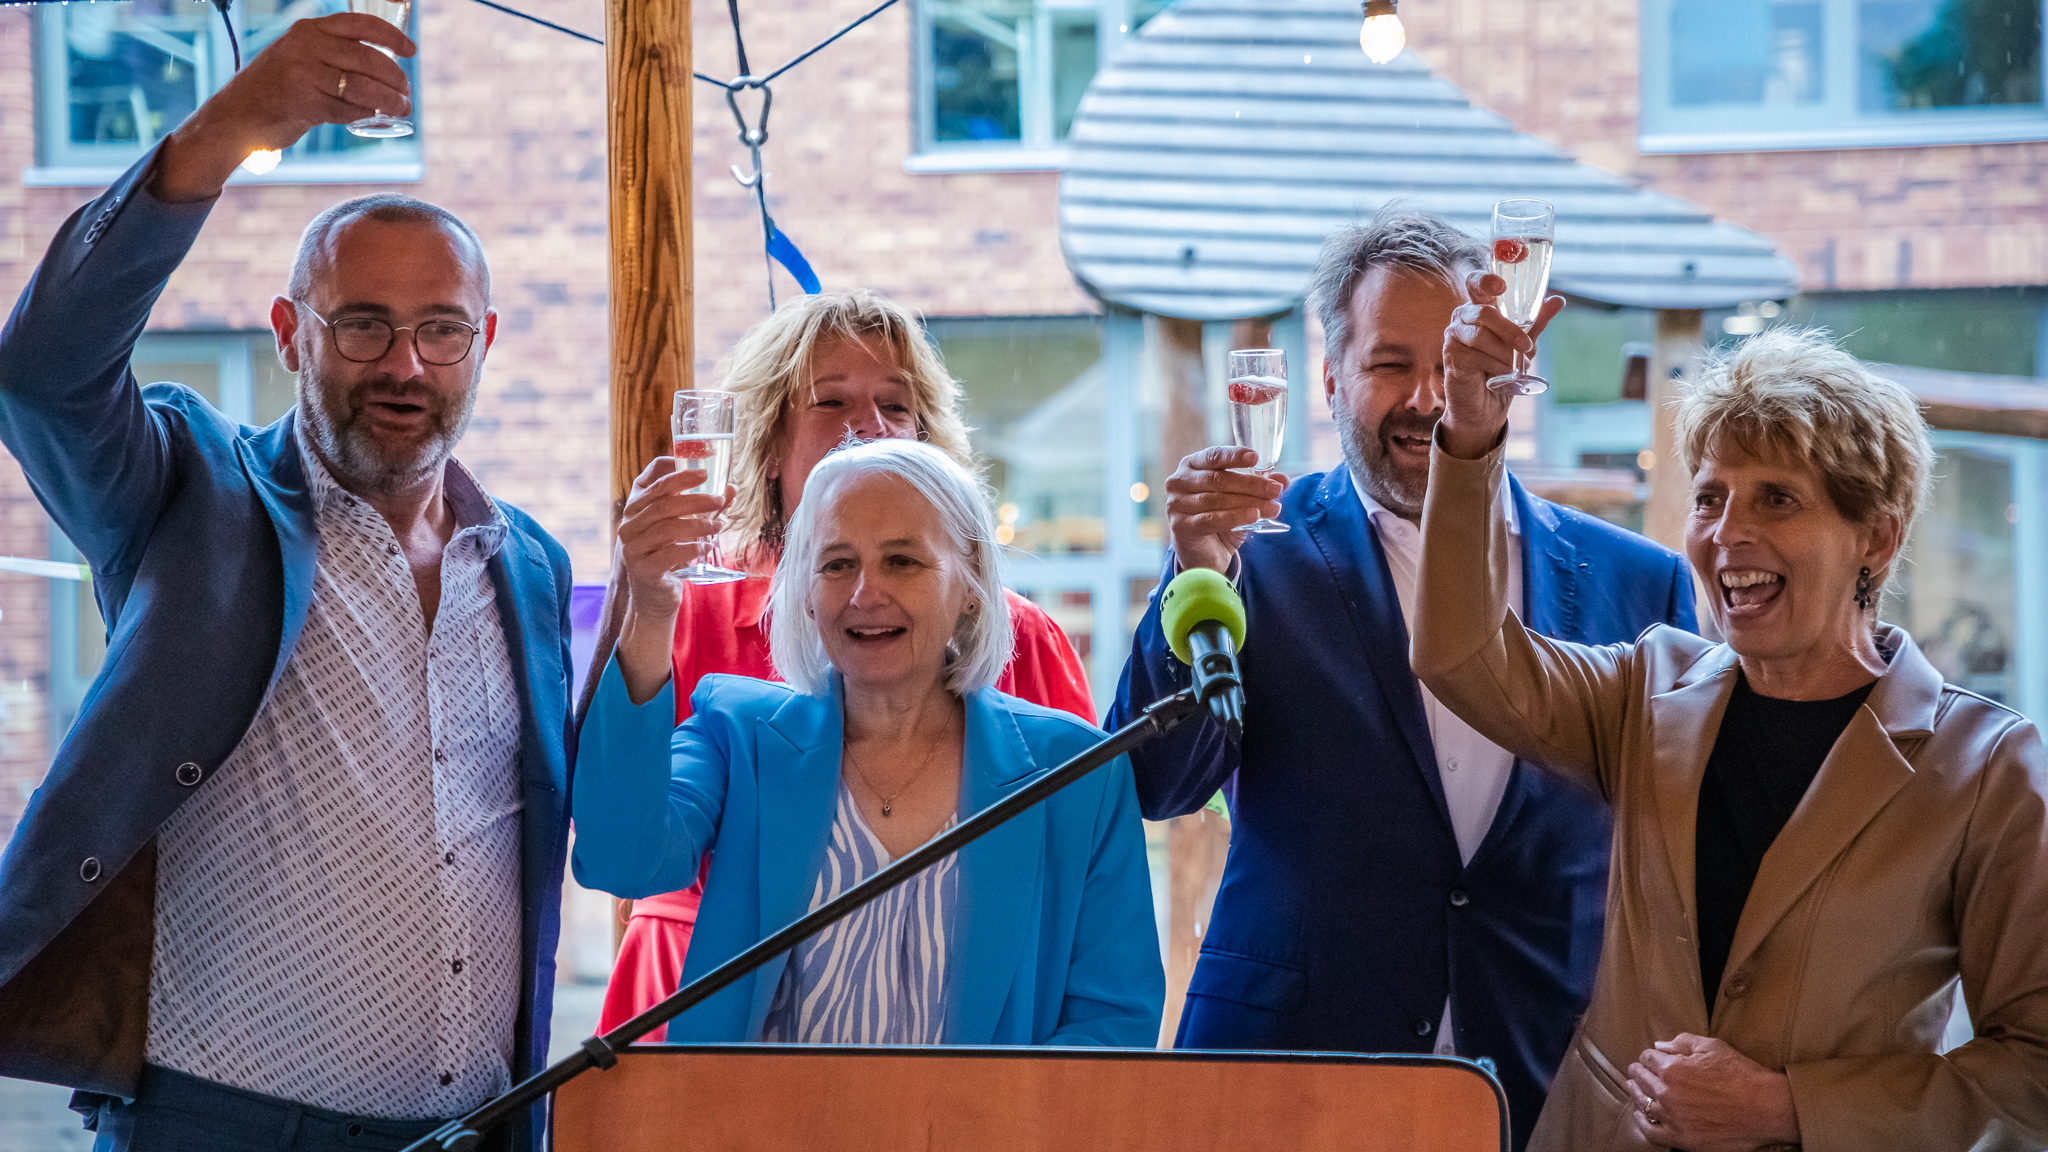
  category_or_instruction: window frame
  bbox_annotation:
[910,0,1148,168]
[29,2,424,186]
[1638,0,2048,153]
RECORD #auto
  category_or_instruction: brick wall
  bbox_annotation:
[1406,0,2048,293]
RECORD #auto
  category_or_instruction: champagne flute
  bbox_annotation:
[345,0,415,138]
[1227,348,1290,534]
[672,390,746,585]
[1488,198,1555,395]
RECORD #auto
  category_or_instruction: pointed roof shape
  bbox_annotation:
[1059,0,1800,321]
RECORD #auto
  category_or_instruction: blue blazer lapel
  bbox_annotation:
[235,411,317,695]
[945,688,1046,1045]
[747,680,846,1033]
[1512,477,1581,641]
[1477,478,1583,852]
[1299,466,1447,827]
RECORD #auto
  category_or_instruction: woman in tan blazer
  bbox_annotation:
[1414,296,2048,1152]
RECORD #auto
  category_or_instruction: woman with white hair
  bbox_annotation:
[597,289,1094,1039]
[1416,285,2048,1151]
[571,439,1163,1046]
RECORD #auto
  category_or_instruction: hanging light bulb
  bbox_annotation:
[1359,0,1405,64]
[241,148,282,175]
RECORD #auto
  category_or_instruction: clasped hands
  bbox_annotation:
[1626,1033,1801,1151]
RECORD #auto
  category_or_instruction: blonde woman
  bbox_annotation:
[1417,284,2048,1151]
[597,290,1094,1037]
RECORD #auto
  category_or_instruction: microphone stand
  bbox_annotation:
[406,685,1210,1152]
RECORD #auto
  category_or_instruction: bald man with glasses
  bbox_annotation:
[0,17,573,1152]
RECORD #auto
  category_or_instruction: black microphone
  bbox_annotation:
[1159,567,1247,739]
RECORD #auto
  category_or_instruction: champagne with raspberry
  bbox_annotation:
[1226,349,1290,534]
[1488,199,1555,395]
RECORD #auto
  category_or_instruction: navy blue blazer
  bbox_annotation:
[1109,464,1694,1152]
[0,154,574,1149]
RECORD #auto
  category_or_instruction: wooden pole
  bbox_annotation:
[1151,314,1235,1045]
[586,0,696,730]
[607,0,696,503]
[596,0,695,953]
[1643,309,1702,553]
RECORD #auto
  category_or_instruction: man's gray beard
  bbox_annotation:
[300,371,477,495]
[1333,390,1430,521]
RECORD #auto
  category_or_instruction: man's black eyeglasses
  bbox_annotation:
[297,303,483,367]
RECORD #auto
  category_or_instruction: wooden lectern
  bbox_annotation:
[552,1045,1507,1151]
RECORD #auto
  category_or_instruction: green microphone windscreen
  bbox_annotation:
[1160,567,1247,665]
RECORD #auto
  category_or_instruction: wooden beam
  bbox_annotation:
[607,0,695,505]
[1643,309,1702,553]
[593,0,696,953]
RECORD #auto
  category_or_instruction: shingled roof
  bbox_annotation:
[1059,0,1801,320]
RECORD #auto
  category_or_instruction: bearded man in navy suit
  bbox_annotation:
[0,18,572,1151]
[1110,207,1696,1151]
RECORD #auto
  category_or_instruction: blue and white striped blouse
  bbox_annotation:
[761,784,959,1044]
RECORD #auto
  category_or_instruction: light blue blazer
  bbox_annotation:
[571,661,1164,1048]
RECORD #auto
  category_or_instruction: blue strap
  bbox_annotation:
[766,220,820,294]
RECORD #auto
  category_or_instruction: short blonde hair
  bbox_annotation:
[717,290,975,562]
[1676,327,1933,567]
[769,439,1013,698]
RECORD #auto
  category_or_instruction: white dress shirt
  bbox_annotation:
[1356,481,1523,1056]
[146,431,524,1119]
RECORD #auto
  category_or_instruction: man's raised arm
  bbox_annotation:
[0,15,414,573]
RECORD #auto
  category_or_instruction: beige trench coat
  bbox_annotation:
[1412,442,2048,1152]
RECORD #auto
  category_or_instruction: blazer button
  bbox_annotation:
[80,857,101,883]
[1413,1018,1433,1036]
[1726,976,1751,998]
[1449,889,1470,907]
[175,762,204,786]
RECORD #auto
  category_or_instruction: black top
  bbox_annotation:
[1695,672,1876,1009]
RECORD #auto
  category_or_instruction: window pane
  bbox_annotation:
[1894,446,2017,702]
[932,2,1023,142]
[59,3,208,148]
[934,317,1105,554]
[1861,0,2043,112]
[1671,0,1823,106]
[1052,15,1096,140]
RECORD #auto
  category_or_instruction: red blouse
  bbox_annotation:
[596,568,1095,1037]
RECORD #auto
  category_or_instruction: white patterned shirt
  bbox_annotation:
[146,430,525,1118]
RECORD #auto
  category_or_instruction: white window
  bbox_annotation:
[32,0,422,185]
[912,0,1166,169]
[1639,0,2047,152]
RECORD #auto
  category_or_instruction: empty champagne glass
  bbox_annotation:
[672,390,746,585]
[1488,198,1555,395]
[346,0,414,138]
[1227,348,1290,534]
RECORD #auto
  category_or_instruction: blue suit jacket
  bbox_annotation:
[1108,464,1694,1151]
[0,154,574,1149]
[572,664,1164,1046]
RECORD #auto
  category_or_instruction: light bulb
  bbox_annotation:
[1359,0,1405,64]
[1359,13,1405,62]
[241,148,281,175]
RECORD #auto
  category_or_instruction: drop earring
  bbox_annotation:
[1854,567,1874,611]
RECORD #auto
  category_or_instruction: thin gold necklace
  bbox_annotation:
[846,710,958,818]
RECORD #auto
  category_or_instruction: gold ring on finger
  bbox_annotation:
[337,71,349,99]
